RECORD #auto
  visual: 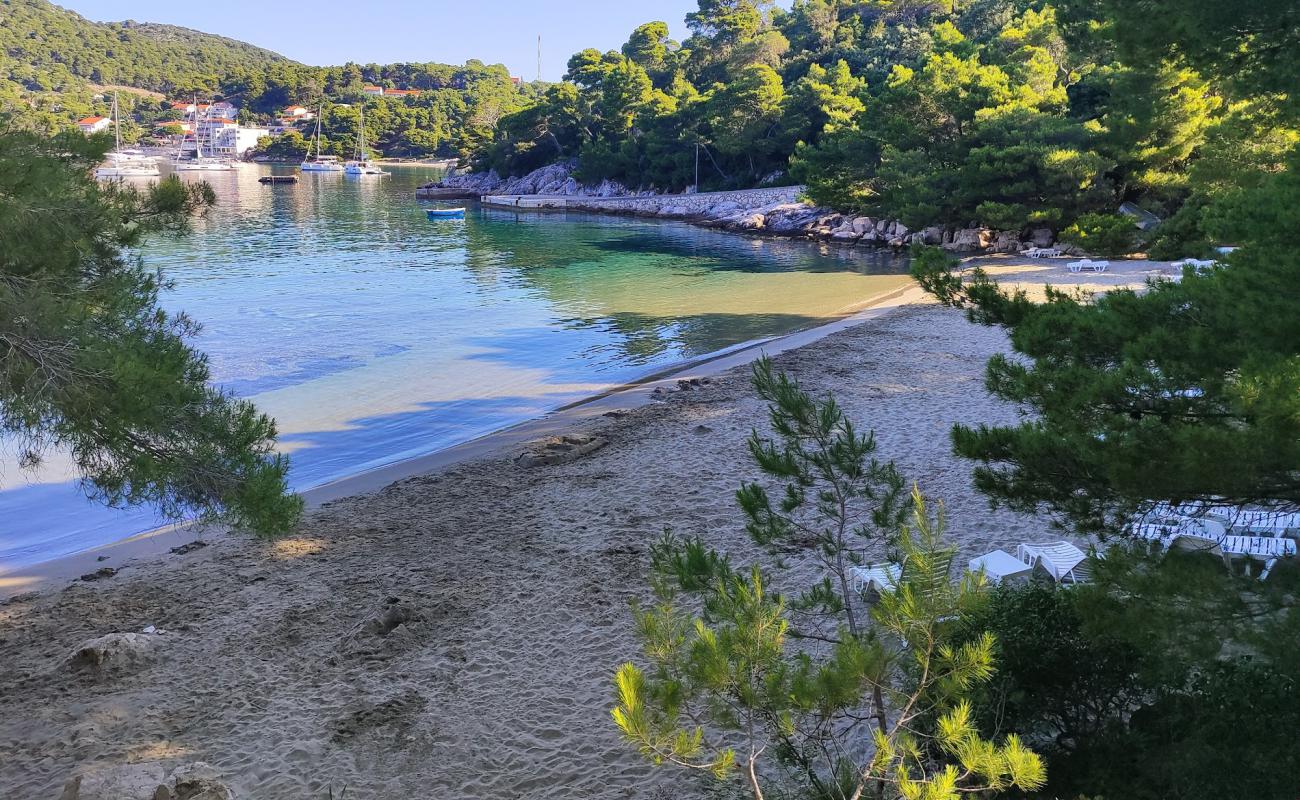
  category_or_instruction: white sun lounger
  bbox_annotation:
[1017,541,1090,584]
[1173,258,1216,271]
[849,562,902,595]
[1220,535,1297,559]
[1067,259,1109,273]
[968,549,1033,585]
[1024,247,1062,258]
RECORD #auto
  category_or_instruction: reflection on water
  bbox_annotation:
[0,165,911,569]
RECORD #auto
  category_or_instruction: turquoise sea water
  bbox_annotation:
[0,165,911,571]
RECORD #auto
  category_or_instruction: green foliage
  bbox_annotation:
[957,548,1300,800]
[909,0,1300,535]
[0,124,302,534]
[1,0,527,159]
[912,234,1300,534]
[613,363,1045,799]
[1057,212,1139,257]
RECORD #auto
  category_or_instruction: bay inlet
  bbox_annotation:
[0,165,912,569]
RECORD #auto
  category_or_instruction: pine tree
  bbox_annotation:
[0,125,302,534]
[612,361,1045,799]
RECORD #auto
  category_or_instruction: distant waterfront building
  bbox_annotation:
[210,125,271,157]
[382,88,420,97]
[510,76,522,86]
[170,101,197,115]
[77,115,111,134]
[362,85,384,96]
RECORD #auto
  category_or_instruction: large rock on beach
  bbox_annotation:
[992,230,1023,253]
[850,216,874,234]
[944,227,994,251]
[66,632,159,675]
[1029,227,1055,247]
[919,226,944,245]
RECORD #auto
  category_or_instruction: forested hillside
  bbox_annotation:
[0,0,290,122]
[476,0,1296,254]
[0,0,530,157]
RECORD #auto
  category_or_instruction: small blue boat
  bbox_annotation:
[426,207,466,219]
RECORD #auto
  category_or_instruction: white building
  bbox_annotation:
[78,115,111,134]
[211,126,271,157]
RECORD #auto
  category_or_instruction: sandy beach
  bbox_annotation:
[0,258,1164,799]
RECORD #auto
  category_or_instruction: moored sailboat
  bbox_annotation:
[175,98,237,172]
[95,91,160,179]
[344,104,387,175]
[300,103,344,172]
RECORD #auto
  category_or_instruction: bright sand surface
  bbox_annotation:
[0,257,1161,798]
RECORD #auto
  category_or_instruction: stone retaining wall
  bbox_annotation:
[482,185,803,215]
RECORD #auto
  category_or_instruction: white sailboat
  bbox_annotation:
[344,104,387,175]
[175,99,237,172]
[95,92,160,179]
[300,103,343,172]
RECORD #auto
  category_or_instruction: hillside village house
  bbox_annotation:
[77,115,111,134]
[270,105,315,133]
[363,86,422,97]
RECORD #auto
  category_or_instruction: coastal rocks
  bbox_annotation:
[919,226,944,245]
[516,434,608,467]
[1029,227,1055,247]
[991,230,1023,253]
[66,632,159,675]
[943,228,995,252]
[764,203,822,234]
[851,216,875,234]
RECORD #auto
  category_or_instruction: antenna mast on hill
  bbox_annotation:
[537,35,542,82]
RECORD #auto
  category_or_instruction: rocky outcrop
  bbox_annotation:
[420,163,1061,253]
[430,161,650,199]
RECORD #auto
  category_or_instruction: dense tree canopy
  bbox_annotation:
[0,0,530,159]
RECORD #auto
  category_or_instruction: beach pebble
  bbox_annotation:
[693,425,713,435]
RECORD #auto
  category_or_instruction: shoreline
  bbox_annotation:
[0,257,1160,798]
[0,282,926,599]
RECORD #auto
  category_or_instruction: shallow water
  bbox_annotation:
[0,165,911,569]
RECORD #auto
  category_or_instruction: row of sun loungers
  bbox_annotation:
[847,503,1295,597]
[1131,503,1297,579]
[850,541,1092,597]
[1023,247,1063,258]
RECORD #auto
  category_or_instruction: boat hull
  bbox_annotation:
[426,208,466,219]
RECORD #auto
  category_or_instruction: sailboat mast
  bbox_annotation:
[112,91,121,152]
